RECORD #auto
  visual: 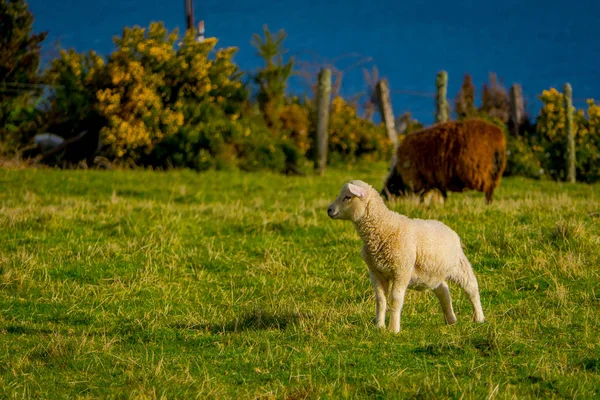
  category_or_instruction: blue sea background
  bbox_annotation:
[28,0,600,125]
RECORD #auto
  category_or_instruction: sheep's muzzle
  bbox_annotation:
[327,205,338,219]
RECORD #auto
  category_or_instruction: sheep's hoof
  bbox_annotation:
[473,312,485,323]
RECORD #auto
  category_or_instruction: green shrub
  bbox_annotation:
[146,116,293,173]
[504,134,545,179]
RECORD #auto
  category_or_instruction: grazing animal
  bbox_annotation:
[382,119,506,204]
[328,179,485,333]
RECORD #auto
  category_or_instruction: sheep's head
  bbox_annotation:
[328,180,372,222]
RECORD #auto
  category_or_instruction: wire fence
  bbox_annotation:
[389,87,593,104]
[1,78,596,115]
[0,82,62,95]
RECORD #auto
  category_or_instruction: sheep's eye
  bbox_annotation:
[343,195,352,202]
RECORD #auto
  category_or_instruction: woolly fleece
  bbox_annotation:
[328,179,485,333]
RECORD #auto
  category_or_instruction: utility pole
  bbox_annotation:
[185,0,194,32]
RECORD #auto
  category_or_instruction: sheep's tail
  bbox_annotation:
[448,243,479,291]
[448,255,477,288]
[457,256,478,288]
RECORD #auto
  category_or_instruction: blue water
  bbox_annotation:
[28,0,600,125]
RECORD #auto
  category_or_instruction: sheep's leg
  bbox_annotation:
[388,280,409,333]
[485,190,494,205]
[485,184,496,205]
[464,279,485,322]
[451,258,485,322]
[369,271,389,329]
[418,189,429,204]
[433,281,457,325]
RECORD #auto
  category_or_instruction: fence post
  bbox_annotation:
[564,83,576,183]
[435,71,449,123]
[375,79,397,149]
[315,68,332,175]
[509,84,524,136]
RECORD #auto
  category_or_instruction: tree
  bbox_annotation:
[0,0,47,152]
[479,72,510,123]
[250,24,294,130]
[454,73,476,119]
[43,49,106,139]
[362,66,379,121]
[0,0,47,91]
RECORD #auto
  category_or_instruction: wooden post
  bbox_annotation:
[509,84,524,136]
[435,71,449,123]
[315,68,331,174]
[375,79,397,149]
[185,0,194,32]
[564,83,576,183]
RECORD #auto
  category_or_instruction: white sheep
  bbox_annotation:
[327,179,485,333]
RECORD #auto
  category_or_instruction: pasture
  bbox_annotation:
[1,162,599,399]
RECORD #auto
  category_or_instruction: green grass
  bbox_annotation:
[1,162,600,399]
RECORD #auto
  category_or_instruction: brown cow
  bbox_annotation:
[381,119,507,204]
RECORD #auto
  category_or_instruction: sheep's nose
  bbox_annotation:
[327,206,337,218]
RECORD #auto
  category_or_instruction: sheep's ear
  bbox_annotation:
[347,183,366,198]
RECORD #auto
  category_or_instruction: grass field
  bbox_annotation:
[1,162,600,399]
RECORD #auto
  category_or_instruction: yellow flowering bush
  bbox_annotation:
[537,88,587,142]
[279,102,311,155]
[44,22,248,164]
[98,23,202,159]
[581,99,600,181]
[325,96,393,164]
[535,88,600,182]
[587,99,600,137]
[97,25,182,158]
